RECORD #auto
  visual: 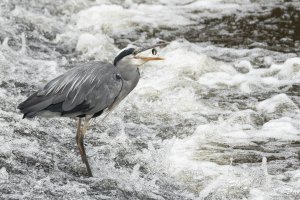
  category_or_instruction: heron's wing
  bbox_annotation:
[18,61,122,118]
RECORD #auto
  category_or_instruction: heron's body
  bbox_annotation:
[18,43,165,177]
[18,61,139,119]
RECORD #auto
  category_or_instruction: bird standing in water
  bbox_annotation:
[18,43,166,177]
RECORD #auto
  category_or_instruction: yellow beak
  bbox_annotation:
[134,56,165,61]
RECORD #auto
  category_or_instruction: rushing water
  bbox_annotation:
[0,0,300,199]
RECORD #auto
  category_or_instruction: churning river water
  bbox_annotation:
[0,0,300,199]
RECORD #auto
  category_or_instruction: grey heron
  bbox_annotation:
[18,43,166,177]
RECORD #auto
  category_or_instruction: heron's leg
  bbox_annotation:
[76,116,93,177]
[76,118,84,161]
[82,116,91,136]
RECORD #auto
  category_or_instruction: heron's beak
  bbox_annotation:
[133,56,165,61]
[133,41,168,62]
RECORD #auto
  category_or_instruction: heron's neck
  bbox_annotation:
[113,62,140,107]
[116,63,139,81]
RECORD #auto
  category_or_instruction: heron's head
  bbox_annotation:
[113,43,166,67]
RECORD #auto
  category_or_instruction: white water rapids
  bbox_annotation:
[0,0,300,199]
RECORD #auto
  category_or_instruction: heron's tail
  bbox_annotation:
[18,92,54,118]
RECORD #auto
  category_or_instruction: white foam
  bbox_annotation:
[256,94,299,117]
[183,0,241,15]
[0,167,9,181]
[131,4,192,27]
[234,60,252,73]
[138,42,299,95]
[76,33,118,60]
[259,117,300,140]
[76,5,138,33]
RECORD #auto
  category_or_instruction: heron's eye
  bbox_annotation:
[115,74,122,80]
[152,48,157,55]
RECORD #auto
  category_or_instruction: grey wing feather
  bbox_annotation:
[18,61,122,118]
